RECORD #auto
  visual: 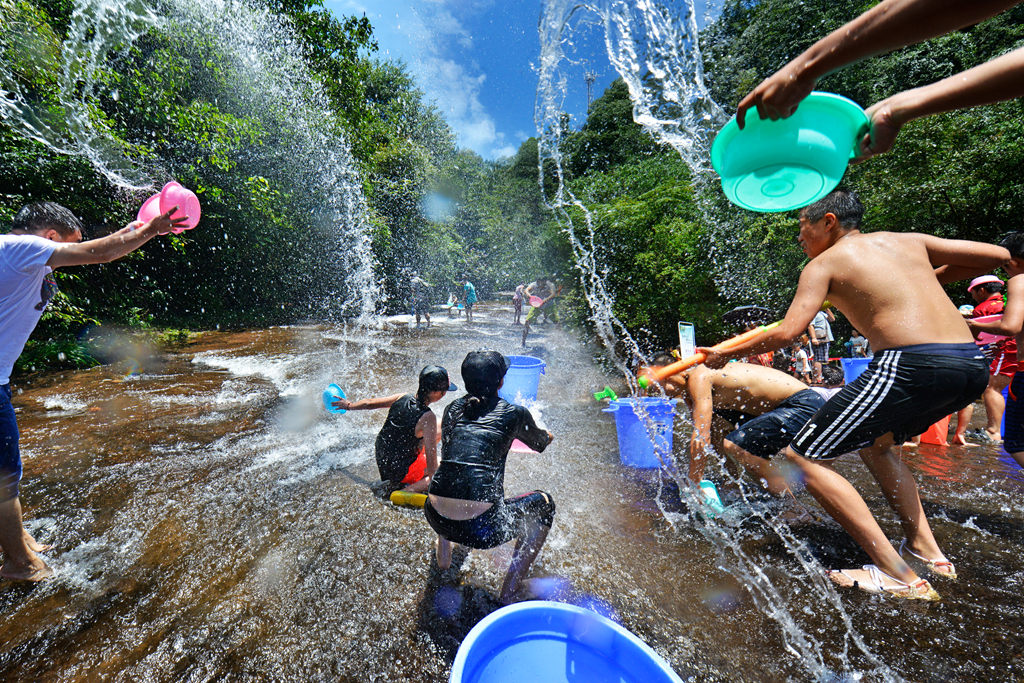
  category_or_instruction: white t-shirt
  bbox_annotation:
[810,386,842,401]
[810,311,834,343]
[0,234,57,384]
[793,348,810,373]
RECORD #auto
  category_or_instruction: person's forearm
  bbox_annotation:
[880,47,1024,126]
[718,325,799,361]
[790,0,1017,84]
[347,395,399,410]
[971,320,1022,336]
[424,446,439,476]
[54,224,160,266]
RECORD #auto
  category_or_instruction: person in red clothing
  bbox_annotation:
[955,275,1017,443]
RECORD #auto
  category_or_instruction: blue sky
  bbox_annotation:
[323,1,720,160]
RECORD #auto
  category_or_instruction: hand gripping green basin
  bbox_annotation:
[710,92,868,213]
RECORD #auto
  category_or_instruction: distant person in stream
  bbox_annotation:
[521,275,561,347]
[698,189,1008,600]
[736,0,1024,165]
[512,283,526,325]
[461,277,477,323]
[331,366,458,493]
[0,201,189,582]
[807,307,835,384]
[425,351,554,604]
[958,275,1017,444]
[410,272,432,328]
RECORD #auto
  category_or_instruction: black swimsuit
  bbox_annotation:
[374,394,429,482]
[425,396,555,549]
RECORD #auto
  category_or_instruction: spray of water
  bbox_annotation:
[1,0,381,324]
[538,2,902,680]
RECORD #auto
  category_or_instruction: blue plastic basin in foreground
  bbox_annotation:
[450,601,683,683]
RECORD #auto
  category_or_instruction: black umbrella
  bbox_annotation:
[722,305,773,327]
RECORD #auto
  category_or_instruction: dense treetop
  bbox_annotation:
[1,0,1021,371]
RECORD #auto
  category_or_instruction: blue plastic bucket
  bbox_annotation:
[322,383,346,414]
[602,397,676,468]
[841,357,871,384]
[450,601,683,683]
[498,355,546,405]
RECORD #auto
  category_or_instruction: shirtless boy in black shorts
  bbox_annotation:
[700,190,1008,600]
[653,357,841,496]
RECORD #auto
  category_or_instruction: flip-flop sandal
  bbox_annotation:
[900,539,957,580]
[970,430,1001,444]
[828,564,940,601]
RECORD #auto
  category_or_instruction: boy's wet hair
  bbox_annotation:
[801,189,863,229]
[11,201,83,237]
[975,281,1003,294]
[650,352,676,367]
[821,364,845,386]
[1001,232,1024,260]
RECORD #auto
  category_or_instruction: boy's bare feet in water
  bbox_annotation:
[951,434,979,447]
[1,556,53,582]
[25,530,53,553]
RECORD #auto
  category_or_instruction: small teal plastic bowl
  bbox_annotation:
[710,92,868,213]
[322,383,346,414]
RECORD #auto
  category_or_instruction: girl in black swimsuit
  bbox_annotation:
[425,350,554,603]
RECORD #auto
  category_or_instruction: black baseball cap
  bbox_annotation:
[461,350,509,396]
[419,365,457,392]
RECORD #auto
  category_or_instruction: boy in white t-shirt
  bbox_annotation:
[791,342,811,383]
[1,201,187,581]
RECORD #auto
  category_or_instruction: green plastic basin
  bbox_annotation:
[710,92,868,213]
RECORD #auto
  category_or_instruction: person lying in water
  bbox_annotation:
[698,189,1009,600]
[424,351,554,604]
[651,355,843,496]
[332,366,457,493]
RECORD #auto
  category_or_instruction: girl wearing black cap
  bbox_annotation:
[426,350,555,603]
[332,366,457,493]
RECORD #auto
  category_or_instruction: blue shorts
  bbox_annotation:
[0,385,23,501]
[791,344,988,460]
[726,389,825,460]
[1005,372,1023,454]
[424,491,555,550]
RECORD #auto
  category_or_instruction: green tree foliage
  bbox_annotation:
[562,78,663,178]
[572,154,724,346]
[0,0,461,371]
[410,140,559,306]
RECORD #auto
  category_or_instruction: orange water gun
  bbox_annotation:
[637,302,833,389]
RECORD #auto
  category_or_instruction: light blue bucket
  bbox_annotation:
[840,357,871,384]
[450,601,683,683]
[498,355,546,405]
[602,397,677,468]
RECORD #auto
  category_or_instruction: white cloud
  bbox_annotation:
[325,0,508,159]
[491,145,518,159]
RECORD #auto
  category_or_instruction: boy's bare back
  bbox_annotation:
[800,232,980,352]
[670,363,809,414]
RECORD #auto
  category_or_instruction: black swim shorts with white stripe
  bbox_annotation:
[790,343,988,460]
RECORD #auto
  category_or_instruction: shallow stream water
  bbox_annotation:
[2,301,1023,682]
